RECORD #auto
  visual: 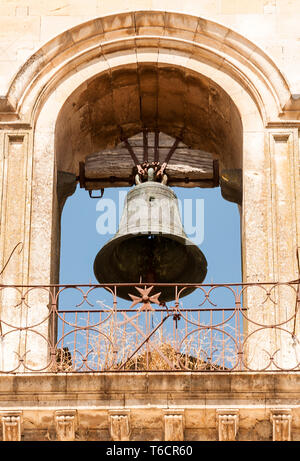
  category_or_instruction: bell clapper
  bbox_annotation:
[144,235,158,284]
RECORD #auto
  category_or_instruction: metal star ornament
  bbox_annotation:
[129,286,161,311]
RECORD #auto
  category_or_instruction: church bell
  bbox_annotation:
[93,165,207,302]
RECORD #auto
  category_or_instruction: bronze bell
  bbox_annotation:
[93,167,207,302]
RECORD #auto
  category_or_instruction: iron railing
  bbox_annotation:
[0,281,299,373]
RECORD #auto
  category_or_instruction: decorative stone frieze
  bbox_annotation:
[55,410,76,441]
[108,410,130,441]
[164,409,184,441]
[1,411,22,441]
[217,409,239,441]
[270,409,292,441]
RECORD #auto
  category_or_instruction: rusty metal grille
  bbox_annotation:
[0,282,299,373]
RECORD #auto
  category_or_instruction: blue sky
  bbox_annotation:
[60,184,242,288]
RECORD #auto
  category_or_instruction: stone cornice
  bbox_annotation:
[0,372,299,409]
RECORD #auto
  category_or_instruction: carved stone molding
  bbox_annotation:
[1,411,22,441]
[55,410,76,441]
[108,410,130,441]
[217,409,239,441]
[164,409,184,441]
[270,409,292,441]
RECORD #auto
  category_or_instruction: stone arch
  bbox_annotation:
[0,11,290,125]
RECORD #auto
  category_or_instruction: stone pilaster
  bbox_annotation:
[268,131,300,369]
[109,410,130,441]
[0,130,36,372]
[1,411,22,441]
[55,410,76,441]
[243,129,300,370]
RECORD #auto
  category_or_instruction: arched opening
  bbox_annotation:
[55,63,243,371]
[55,63,243,287]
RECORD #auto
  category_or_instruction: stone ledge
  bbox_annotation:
[0,372,298,407]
